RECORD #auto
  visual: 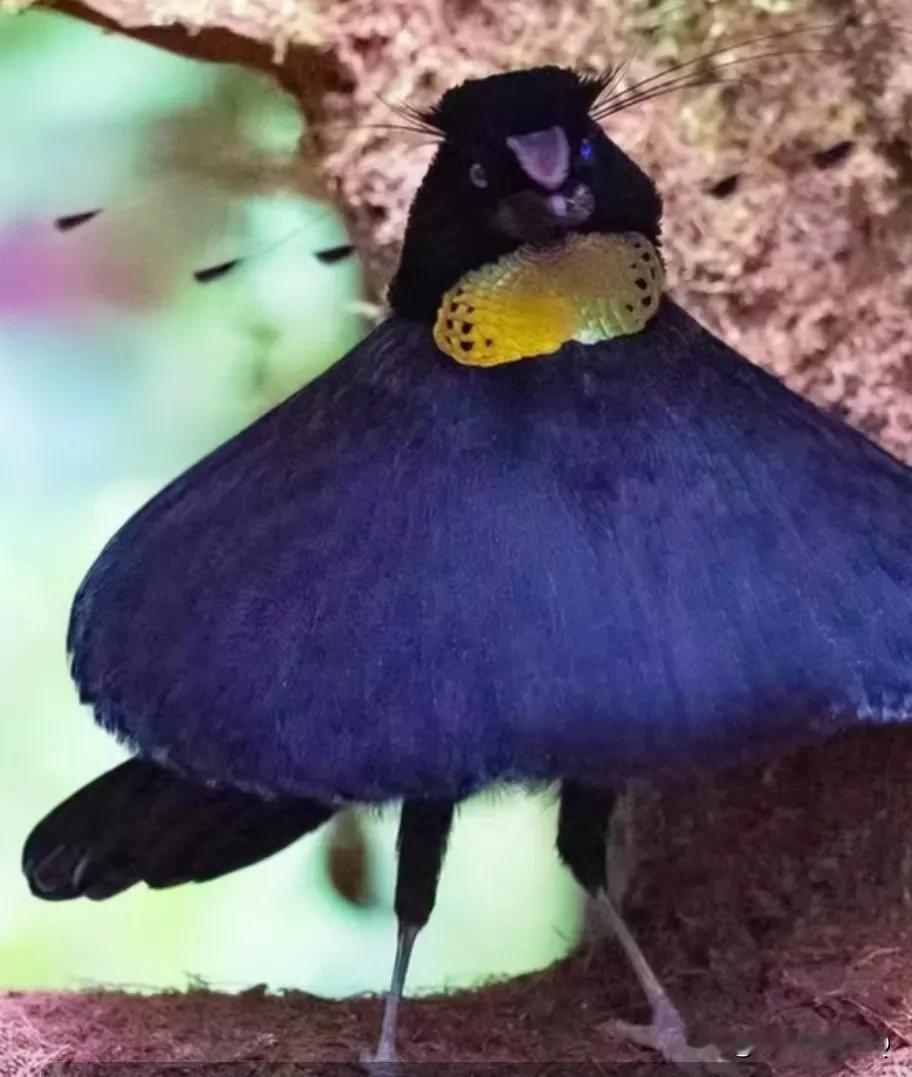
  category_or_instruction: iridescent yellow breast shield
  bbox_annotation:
[433,232,664,368]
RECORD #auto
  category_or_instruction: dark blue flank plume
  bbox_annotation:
[68,299,912,803]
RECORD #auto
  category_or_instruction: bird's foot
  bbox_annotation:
[604,997,737,1077]
[359,1045,401,1076]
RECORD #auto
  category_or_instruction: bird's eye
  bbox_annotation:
[579,138,595,164]
[469,162,488,189]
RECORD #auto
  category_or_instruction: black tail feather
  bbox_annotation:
[23,759,333,901]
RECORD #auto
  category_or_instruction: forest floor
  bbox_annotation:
[6,726,912,1077]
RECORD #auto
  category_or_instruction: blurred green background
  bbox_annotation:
[0,10,579,997]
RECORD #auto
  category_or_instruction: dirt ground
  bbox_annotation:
[6,725,912,1077]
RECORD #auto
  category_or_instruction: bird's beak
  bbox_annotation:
[507,126,571,190]
[497,125,594,242]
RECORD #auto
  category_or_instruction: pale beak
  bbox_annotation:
[506,126,571,191]
[496,126,593,242]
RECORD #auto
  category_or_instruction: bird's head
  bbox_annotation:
[388,66,663,321]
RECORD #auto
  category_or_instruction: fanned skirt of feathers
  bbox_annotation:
[68,301,912,802]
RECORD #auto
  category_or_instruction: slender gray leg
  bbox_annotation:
[372,922,421,1066]
[606,788,637,909]
[557,781,735,1077]
[596,897,736,1076]
[364,799,455,1074]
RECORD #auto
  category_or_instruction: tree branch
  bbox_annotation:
[34,0,332,101]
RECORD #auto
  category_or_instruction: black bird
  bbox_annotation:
[23,65,912,1074]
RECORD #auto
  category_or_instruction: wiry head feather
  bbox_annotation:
[422,66,607,144]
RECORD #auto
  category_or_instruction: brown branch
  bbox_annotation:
[33,0,333,103]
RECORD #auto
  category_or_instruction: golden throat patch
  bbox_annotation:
[433,232,664,368]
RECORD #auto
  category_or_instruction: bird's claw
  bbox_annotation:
[359,1046,401,1076]
[604,998,739,1077]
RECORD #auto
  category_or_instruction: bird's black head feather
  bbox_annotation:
[421,66,607,142]
[389,66,663,320]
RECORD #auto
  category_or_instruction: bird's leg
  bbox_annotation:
[370,920,420,1073]
[364,798,455,1075]
[556,781,735,1077]
[580,788,636,942]
[595,896,736,1076]
[559,780,621,944]
[606,787,636,910]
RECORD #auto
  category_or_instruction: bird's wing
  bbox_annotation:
[70,306,912,801]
